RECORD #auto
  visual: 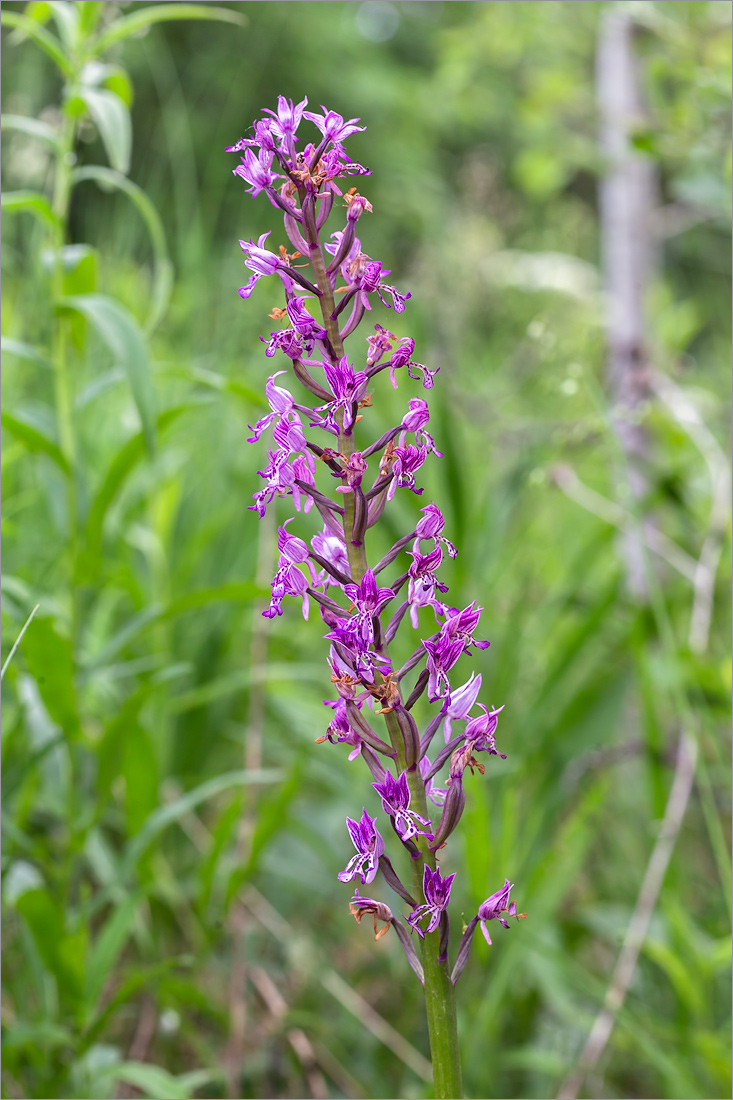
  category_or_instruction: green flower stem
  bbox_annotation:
[384,709,463,1099]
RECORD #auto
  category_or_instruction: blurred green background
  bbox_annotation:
[1,2,731,1098]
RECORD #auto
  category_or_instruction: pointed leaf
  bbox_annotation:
[84,406,188,568]
[1,190,60,231]
[1,412,70,473]
[72,166,172,333]
[91,5,246,56]
[77,87,131,174]
[84,894,139,1010]
[1,113,60,149]
[0,10,72,76]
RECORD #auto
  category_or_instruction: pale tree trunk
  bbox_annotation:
[597,8,657,597]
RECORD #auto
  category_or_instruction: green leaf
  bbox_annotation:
[21,615,81,739]
[1,113,61,149]
[104,1062,219,1100]
[15,888,85,1004]
[78,1,104,36]
[84,406,187,568]
[1,337,53,369]
[123,724,159,836]
[43,245,99,349]
[0,10,72,76]
[122,769,283,876]
[72,166,172,333]
[48,1,79,49]
[77,87,131,175]
[59,294,156,452]
[1,189,60,231]
[83,894,139,1011]
[91,4,246,57]
[1,412,70,474]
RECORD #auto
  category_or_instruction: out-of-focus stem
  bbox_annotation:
[52,108,80,637]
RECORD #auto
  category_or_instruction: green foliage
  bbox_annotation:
[2,2,730,1099]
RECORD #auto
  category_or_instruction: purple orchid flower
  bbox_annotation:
[372,769,433,842]
[442,602,491,654]
[400,399,442,456]
[465,704,506,757]
[388,338,438,388]
[246,371,298,442]
[387,444,428,500]
[442,672,483,741]
[233,148,280,198]
[311,528,350,587]
[366,323,396,368]
[478,878,517,944]
[338,808,385,885]
[342,569,395,646]
[286,296,328,341]
[316,355,369,432]
[303,106,366,143]
[264,94,309,142]
[415,503,458,558]
[422,634,466,702]
[407,865,456,938]
[320,699,362,762]
[263,328,305,360]
[238,232,292,299]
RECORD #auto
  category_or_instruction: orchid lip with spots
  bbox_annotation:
[229,97,522,1098]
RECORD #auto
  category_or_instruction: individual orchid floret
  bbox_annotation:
[422,634,466,702]
[316,699,362,762]
[478,878,517,943]
[400,399,442,456]
[350,891,425,983]
[263,519,321,620]
[338,808,385,885]
[246,371,298,442]
[372,768,433,842]
[442,602,491,655]
[317,356,369,432]
[343,569,395,645]
[344,190,372,222]
[311,529,350,587]
[387,444,428,500]
[349,889,393,939]
[263,328,305,360]
[415,503,457,558]
[465,704,506,757]
[263,94,309,143]
[286,296,328,341]
[238,232,291,299]
[387,337,438,389]
[407,865,456,938]
[442,672,483,741]
[366,323,396,368]
[451,880,522,985]
[304,106,366,143]
[233,148,280,199]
